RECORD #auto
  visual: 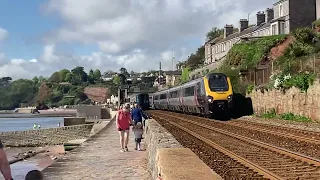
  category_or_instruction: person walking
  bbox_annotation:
[131,104,147,126]
[0,140,12,180]
[132,122,143,151]
[116,103,132,152]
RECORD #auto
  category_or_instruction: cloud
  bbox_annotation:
[0,28,8,41]
[1,0,275,79]
[0,44,189,79]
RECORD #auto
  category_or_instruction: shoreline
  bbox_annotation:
[0,114,75,118]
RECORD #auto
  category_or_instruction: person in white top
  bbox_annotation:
[132,122,143,151]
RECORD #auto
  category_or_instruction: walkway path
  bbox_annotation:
[43,120,151,180]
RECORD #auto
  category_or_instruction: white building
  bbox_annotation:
[204,0,318,67]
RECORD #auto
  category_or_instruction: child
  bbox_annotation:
[133,122,143,151]
[25,170,43,180]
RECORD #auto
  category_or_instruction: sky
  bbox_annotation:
[0,0,276,79]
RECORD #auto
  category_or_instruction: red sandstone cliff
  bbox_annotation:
[269,36,293,61]
[37,82,52,103]
[84,87,110,103]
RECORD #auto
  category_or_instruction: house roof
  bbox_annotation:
[213,20,274,45]
[274,0,288,6]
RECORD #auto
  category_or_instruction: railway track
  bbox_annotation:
[227,120,320,142]
[152,110,320,158]
[151,111,320,180]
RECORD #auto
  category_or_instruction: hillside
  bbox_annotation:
[215,27,320,94]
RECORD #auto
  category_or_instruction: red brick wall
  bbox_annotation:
[248,81,320,122]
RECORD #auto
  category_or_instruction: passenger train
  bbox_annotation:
[150,73,233,117]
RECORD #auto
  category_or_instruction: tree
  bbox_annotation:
[65,73,72,82]
[0,77,12,87]
[88,69,95,84]
[206,27,224,41]
[71,66,87,84]
[32,76,39,84]
[113,75,121,85]
[59,69,70,82]
[185,54,203,70]
[119,67,129,77]
[181,67,190,83]
[93,69,101,81]
[118,74,127,85]
[49,72,61,82]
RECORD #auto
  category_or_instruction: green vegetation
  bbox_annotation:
[181,67,191,83]
[0,66,156,110]
[259,109,312,123]
[212,27,320,94]
[226,35,287,69]
[0,78,40,110]
[265,27,320,93]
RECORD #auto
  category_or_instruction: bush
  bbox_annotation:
[246,84,255,94]
[269,71,316,92]
[226,35,287,69]
[259,109,312,122]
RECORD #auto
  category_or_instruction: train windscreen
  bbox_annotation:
[208,75,229,91]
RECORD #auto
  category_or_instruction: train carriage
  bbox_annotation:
[136,93,150,110]
[168,86,181,111]
[151,73,233,117]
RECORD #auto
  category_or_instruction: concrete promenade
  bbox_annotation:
[43,120,151,180]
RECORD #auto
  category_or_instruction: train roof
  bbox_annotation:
[152,72,228,95]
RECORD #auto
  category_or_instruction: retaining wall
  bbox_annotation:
[248,81,320,122]
[145,119,222,179]
[0,124,93,147]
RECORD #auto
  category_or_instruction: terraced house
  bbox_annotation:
[204,0,319,67]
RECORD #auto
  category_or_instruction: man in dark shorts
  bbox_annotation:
[0,140,12,180]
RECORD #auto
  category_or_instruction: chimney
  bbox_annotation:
[265,8,274,22]
[224,24,234,38]
[256,11,266,26]
[239,19,249,32]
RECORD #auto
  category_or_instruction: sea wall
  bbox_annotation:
[0,124,93,147]
[145,119,183,178]
[145,119,222,179]
[248,81,320,122]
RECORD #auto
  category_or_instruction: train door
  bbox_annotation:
[197,81,206,107]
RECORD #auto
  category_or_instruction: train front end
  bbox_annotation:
[136,93,150,110]
[203,73,233,115]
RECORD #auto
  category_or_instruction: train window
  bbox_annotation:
[184,86,195,96]
[208,75,229,91]
[160,93,167,99]
[170,91,178,98]
[196,82,202,95]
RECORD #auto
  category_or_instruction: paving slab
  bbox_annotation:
[43,120,151,180]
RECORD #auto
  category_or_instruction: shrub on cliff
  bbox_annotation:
[225,35,287,69]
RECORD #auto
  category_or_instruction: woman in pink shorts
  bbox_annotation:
[116,103,132,152]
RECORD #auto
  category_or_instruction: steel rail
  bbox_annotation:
[153,111,320,167]
[155,115,283,180]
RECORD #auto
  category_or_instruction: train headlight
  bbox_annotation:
[227,95,233,101]
[207,96,214,103]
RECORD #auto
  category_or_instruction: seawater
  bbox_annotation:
[0,115,65,180]
[0,116,64,132]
